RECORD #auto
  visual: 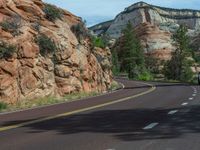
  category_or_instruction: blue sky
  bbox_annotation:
[44,0,200,27]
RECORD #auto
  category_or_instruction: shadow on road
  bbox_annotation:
[124,82,189,90]
[3,104,200,141]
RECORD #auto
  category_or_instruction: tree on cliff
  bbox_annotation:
[163,25,194,81]
[119,22,145,79]
[111,49,120,75]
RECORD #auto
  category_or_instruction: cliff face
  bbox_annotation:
[0,0,112,103]
[90,1,200,60]
[91,1,200,38]
[135,22,175,60]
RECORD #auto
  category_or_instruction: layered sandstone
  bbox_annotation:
[0,0,112,103]
[90,1,200,38]
[135,23,175,60]
[90,1,200,61]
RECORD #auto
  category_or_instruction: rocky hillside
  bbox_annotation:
[0,0,112,103]
[90,1,200,38]
[90,1,200,61]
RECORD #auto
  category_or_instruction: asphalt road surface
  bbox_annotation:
[0,79,200,150]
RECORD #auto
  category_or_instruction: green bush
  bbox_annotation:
[92,36,106,48]
[0,15,21,36]
[0,42,16,59]
[111,49,120,76]
[36,34,57,57]
[0,102,7,111]
[71,23,89,42]
[180,63,194,82]
[108,81,120,91]
[137,71,153,81]
[32,22,41,32]
[43,4,63,22]
[145,56,160,74]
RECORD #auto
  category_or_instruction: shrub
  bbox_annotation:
[43,4,63,22]
[92,36,106,48]
[0,102,7,111]
[137,71,153,81]
[71,23,89,42]
[145,56,160,74]
[0,15,21,36]
[36,34,57,57]
[32,22,41,32]
[180,62,194,82]
[111,49,120,76]
[108,81,120,91]
[0,41,16,59]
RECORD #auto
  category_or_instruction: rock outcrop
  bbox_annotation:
[90,1,200,38]
[0,0,112,103]
[90,1,200,60]
[135,22,175,60]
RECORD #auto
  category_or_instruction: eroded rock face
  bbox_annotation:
[91,2,200,38]
[0,0,112,103]
[90,2,200,60]
[135,23,175,60]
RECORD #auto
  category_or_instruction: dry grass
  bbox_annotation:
[1,81,121,113]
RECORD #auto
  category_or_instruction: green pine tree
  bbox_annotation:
[120,22,145,79]
[163,25,193,82]
[111,49,120,75]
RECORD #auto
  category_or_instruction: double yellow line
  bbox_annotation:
[0,82,156,132]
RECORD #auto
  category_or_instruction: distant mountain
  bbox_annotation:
[90,1,200,38]
[90,1,200,64]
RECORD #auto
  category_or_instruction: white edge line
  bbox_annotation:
[168,110,178,115]
[143,123,159,130]
[181,102,188,106]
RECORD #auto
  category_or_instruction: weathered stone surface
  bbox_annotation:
[55,65,72,78]
[0,59,18,76]
[19,42,39,58]
[90,2,200,61]
[135,23,175,60]
[0,0,112,103]
[91,2,200,38]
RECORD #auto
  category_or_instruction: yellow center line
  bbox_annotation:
[0,82,156,132]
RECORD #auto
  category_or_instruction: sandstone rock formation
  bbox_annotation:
[0,0,112,103]
[90,1,200,60]
[90,1,200,38]
[135,22,175,60]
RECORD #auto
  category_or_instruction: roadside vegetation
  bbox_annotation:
[0,41,16,59]
[112,22,151,80]
[163,25,194,82]
[0,81,120,113]
[36,34,57,57]
[0,15,21,36]
[91,34,110,49]
[43,3,63,22]
[71,22,90,42]
[109,80,122,91]
[1,92,97,112]
[0,102,7,112]
[111,23,196,83]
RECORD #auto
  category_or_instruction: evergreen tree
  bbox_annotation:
[111,49,120,75]
[163,25,193,81]
[120,22,145,78]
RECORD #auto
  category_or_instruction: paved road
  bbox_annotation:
[0,79,200,150]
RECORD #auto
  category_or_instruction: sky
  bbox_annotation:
[44,0,200,27]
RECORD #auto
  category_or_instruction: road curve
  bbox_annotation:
[0,79,200,150]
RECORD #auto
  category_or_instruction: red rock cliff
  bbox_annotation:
[0,0,112,103]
